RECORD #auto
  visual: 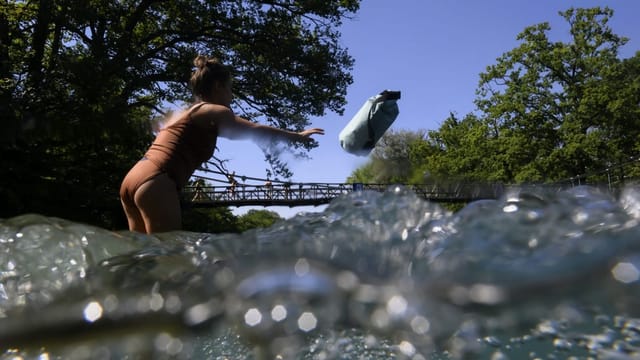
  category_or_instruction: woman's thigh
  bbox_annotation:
[121,199,146,233]
[134,173,182,233]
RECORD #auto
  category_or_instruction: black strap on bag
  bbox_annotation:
[363,90,401,150]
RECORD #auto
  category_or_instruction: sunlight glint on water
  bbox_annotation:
[1,184,640,359]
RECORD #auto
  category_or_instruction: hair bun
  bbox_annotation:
[194,55,208,70]
[190,56,231,99]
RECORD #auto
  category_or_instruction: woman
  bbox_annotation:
[120,55,324,233]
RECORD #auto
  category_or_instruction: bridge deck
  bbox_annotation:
[183,182,506,207]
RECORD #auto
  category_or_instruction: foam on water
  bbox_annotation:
[1,185,640,359]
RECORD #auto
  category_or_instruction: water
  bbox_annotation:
[2,185,640,359]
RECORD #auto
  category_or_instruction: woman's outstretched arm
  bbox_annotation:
[214,106,324,143]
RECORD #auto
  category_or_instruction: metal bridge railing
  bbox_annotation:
[185,183,357,207]
[185,158,640,207]
[182,182,509,207]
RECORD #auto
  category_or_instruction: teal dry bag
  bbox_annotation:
[339,90,400,156]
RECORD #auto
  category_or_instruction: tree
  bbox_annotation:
[237,209,283,232]
[577,53,640,182]
[346,129,429,184]
[1,0,360,228]
[182,206,241,233]
[426,113,504,182]
[475,7,637,182]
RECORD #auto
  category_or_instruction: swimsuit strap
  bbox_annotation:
[188,102,209,116]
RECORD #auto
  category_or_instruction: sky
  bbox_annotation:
[209,0,640,218]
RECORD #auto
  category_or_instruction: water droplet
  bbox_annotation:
[611,262,640,283]
[410,315,430,334]
[469,284,506,305]
[244,308,262,327]
[553,338,572,351]
[271,305,287,322]
[298,312,317,332]
[185,302,215,326]
[484,336,502,347]
[294,258,310,276]
[397,340,416,356]
[387,295,408,316]
[83,301,103,322]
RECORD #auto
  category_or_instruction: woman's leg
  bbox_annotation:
[121,198,147,233]
[134,173,182,233]
[120,160,161,233]
[120,161,152,233]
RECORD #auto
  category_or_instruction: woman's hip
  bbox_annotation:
[120,159,171,204]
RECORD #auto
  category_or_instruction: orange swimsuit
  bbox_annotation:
[119,102,218,207]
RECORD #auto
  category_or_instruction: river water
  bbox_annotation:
[2,185,640,359]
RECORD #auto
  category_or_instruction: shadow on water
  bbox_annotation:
[2,184,640,359]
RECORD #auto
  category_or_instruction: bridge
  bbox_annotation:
[183,181,518,207]
[182,157,638,207]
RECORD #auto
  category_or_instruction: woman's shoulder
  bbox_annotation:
[189,102,234,127]
[200,102,233,112]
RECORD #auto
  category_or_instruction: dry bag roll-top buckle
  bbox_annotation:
[363,90,401,149]
[379,90,401,101]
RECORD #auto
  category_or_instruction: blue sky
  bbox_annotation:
[211,0,640,218]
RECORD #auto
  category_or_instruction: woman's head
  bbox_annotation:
[190,55,232,105]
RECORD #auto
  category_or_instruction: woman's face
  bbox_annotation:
[213,79,233,107]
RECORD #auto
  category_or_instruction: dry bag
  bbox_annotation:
[339,90,400,156]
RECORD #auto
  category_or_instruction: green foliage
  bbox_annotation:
[0,0,360,228]
[426,113,504,182]
[237,209,283,233]
[181,207,283,234]
[346,129,430,184]
[474,6,636,182]
[182,206,240,234]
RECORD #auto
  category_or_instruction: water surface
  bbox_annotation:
[2,185,640,359]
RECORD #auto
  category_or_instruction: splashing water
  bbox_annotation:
[2,185,640,359]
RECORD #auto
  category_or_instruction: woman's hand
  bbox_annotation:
[295,128,325,143]
[299,128,325,137]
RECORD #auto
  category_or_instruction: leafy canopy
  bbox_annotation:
[1,0,360,228]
